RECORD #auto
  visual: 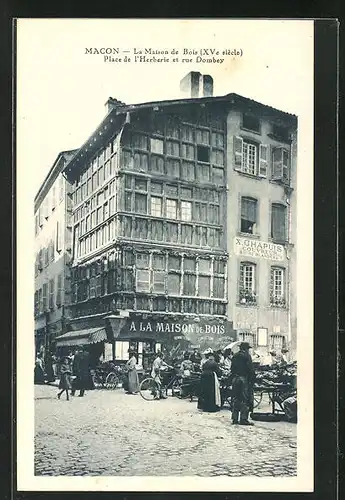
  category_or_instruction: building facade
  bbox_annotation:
[225,97,297,360]
[34,150,76,355]
[62,98,231,367]
[48,75,297,364]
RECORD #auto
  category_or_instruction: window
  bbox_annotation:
[152,254,165,270]
[198,276,210,297]
[270,267,286,307]
[241,197,257,234]
[168,255,180,270]
[272,147,290,183]
[49,279,54,309]
[212,132,224,148]
[166,159,180,178]
[150,155,164,174]
[59,176,64,201]
[196,129,210,145]
[181,161,195,181]
[134,153,148,171]
[242,141,257,175]
[184,257,196,271]
[132,133,148,150]
[167,274,180,295]
[194,202,207,223]
[56,221,63,252]
[135,178,147,191]
[135,193,147,214]
[181,225,192,244]
[209,204,219,224]
[242,113,260,133]
[211,150,224,166]
[239,262,256,305]
[181,143,195,160]
[213,277,225,298]
[183,274,196,296]
[271,203,287,242]
[42,283,48,311]
[270,335,285,350]
[234,137,268,178]
[136,270,150,292]
[198,164,210,183]
[166,123,179,139]
[212,167,224,184]
[198,258,211,274]
[166,140,179,157]
[136,253,149,268]
[150,196,162,217]
[151,220,163,240]
[151,182,163,194]
[197,145,210,163]
[153,271,165,293]
[97,207,103,224]
[181,125,194,142]
[133,218,148,239]
[181,201,192,221]
[166,199,177,219]
[150,138,164,155]
[166,222,178,243]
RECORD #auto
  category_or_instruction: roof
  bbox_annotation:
[64,92,297,176]
[34,149,77,209]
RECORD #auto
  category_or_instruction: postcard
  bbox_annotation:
[16,18,314,492]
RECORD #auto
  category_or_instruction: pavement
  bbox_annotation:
[35,383,297,477]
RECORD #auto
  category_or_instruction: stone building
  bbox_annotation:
[50,72,297,364]
[34,150,76,355]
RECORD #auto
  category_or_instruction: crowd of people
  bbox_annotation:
[35,341,296,422]
[35,347,94,401]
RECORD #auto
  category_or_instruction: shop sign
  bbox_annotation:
[234,237,284,261]
[127,320,225,335]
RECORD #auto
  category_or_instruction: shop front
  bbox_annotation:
[54,327,108,368]
[105,314,235,366]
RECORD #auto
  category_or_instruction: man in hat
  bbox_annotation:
[230,341,256,425]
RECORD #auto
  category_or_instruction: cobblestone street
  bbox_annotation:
[35,384,297,477]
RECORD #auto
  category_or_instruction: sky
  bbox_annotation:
[16,19,314,198]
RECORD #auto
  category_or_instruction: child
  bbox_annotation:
[57,357,72,401]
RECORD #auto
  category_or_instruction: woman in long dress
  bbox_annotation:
[34,354,45,384]
[125,350,139,394]
[197,353,222,412]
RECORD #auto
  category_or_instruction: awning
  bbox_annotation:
[55,327,107,347]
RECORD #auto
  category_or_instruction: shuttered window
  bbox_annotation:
[241,197,257,234]
[272,147,290,183]
[271,203,287,242]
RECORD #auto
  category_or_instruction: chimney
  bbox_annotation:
[202,74,213,97]
[105,97,126,114]
[180,71,201,98]
[180,72,213,98]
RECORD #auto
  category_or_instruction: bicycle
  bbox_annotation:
[92,364,120,390]
[139,368,181,401]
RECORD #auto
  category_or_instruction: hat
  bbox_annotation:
[203,348,213,355]
[240,342,252,350]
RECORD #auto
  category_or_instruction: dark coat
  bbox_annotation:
[58,363,72,390]
[72,351,94,390]
[230,350,255,382]
[197,359,223,412]
[231,350,255,411]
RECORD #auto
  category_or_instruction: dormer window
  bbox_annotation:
[242,113,261,133]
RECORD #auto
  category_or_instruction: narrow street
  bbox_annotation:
[35,384,297,477]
